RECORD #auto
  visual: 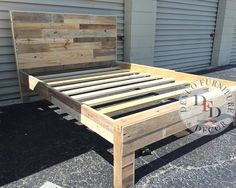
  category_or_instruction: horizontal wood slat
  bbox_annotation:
[84,81,189,106]
[72,78,175,101]
[47,70,136,86]
[62,75,157,96]
[37,66,120,80]
[99,87,185,116]
[54,73,148,91]
[43,69,129,83]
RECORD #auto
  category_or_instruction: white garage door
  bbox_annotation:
[154,0,219,71]
[230,21,236,64]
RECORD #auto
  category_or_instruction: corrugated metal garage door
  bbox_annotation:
[230,21,236,64]
[154,0,219,71]
[0,0,124,106]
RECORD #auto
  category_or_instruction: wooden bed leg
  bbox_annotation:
[114,127,135,188]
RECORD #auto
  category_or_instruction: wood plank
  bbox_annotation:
[37,67,120,80]
[120,86,236,149]
[16,42,102,54]
[118,87,210,127]
[94,49,116,57]
[14,22,81,30]
[23,61,116,75]
[42,29,116,38]
[17,51,116,69]
[16,38,74,44]
[72,78,175,101]
[114,125,123,188]
[73,37,116,49]
[84,81,188,106]
[73,37,116,43]
[80,24,116,30]
[102,41,116,49]
[118,62,236,87]
[54,74,150,91]
[20,70,115,143]
[113,125,135,188]
[12,12,63,23]
[64,14,116,24]
[10,11,117,72]
[123,119,187,156]
[44,69,130,83]
[47,71,136,87]
[122,88,234,153]
[63,76,159,96]
[52,97,113,143]
[99,88,189,117]
[14,29,42,39]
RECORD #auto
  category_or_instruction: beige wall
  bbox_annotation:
[124,0,157,66]
[212,0,236,66]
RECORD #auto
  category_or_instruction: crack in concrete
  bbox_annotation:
[169,156,236,171]
[137,155,236,186]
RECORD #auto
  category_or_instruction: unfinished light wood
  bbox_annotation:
[20,70,115,143]
[18,63,236,188]
[120,87,236,156]
[11,11,117,71]
[72,78,175,101]
[54,73,150,91]
[47,71,137,87]
[99,88,190,117]
[118,62,236,87]
[84,81,189,106]
[10,11,236,188]
[37,66,120,80]
[41,69,129,83]
[62,76,158,96]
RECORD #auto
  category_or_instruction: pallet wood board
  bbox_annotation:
[10,11,236,188]
[10,11,117,71]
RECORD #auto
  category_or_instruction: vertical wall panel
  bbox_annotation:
[154,0,219,72]
[230,21,236,64]
[0,0,124,106]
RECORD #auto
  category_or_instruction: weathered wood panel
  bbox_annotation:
[10,11,117,71]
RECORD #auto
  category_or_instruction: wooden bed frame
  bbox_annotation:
[10,11,236,188]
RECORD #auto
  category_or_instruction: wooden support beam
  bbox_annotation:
[62,76,158,96]
[42,69,129,83]
[99,88,190,117]
[118,62,236,87]
[54,73,150,91]
[20,70,115,143]
[37,66,120,80]
[114,125,135,188]
[119,86,236,156]
[48,71,136,87]
[72,78,175,101]
[84,81,189,106]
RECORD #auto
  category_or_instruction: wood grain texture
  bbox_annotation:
[10,11,117,71]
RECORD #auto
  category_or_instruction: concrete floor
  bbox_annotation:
[0,67,236,188]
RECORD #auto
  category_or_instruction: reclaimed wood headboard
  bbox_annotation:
[10,11,117,73]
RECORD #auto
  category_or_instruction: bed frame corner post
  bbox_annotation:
[114,124,135,188]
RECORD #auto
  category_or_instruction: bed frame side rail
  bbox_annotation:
[19,70,116,143]
[117,61,236,87]
[113,82,236,188]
